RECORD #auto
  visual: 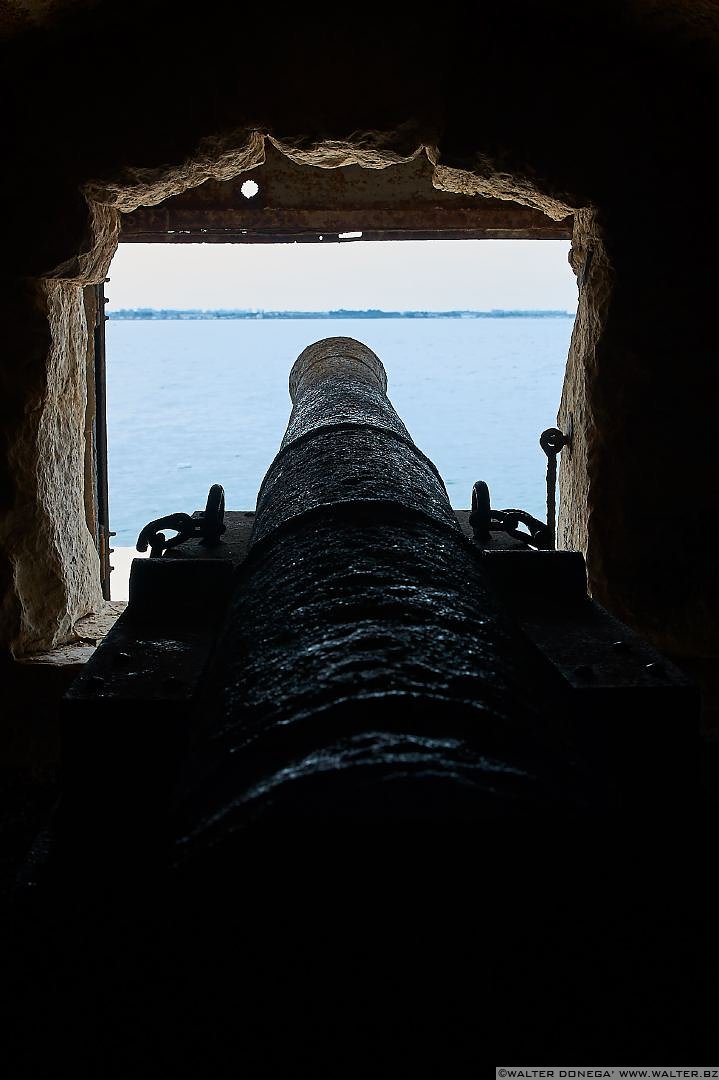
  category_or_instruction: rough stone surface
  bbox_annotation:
[85,129,267,214]
[270,128,433,171]
[583,212,718,659]
[0,280,102,655]
[559,205,718,658]
[47,199,120,284]
[557,209,611,575]
[19,599,125,663]
[432,160,573,222]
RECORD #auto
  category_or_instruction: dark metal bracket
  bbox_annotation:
[137,484,226,558]
[540,423,571,547]
[469,425,570,550]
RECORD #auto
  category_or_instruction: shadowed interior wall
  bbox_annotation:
[0,3,716,683]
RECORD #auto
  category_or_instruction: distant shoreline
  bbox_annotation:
[108,308,576,321]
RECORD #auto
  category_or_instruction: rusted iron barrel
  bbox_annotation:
[175,337,573,840]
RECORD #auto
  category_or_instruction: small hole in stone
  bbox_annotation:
[241,180,259,199]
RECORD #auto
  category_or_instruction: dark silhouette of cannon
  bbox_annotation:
[61,336,694,854]
[10,338,701,1079]
[171,336,580,841]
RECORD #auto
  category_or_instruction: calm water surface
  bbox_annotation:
[106,317,574,546]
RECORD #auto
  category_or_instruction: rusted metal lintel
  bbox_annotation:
[121,204,572,242]
[121,223,572,244]
[121,229,572,244]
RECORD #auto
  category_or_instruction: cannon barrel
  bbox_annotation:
[173,336,575,840]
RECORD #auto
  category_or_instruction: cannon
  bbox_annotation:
[8,337,701,1079]
[61,337,696,855]
[170,337,579,841]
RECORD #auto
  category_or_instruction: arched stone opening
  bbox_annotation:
[1,131,592,656]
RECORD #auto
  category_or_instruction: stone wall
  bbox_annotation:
[0,281,102,654]
[0,2,716,673]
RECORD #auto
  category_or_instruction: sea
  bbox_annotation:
[106,315,575,554]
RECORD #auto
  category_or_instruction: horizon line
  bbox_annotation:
[108,306,576,317]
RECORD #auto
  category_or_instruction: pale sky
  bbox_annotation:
[107,239,578,312]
